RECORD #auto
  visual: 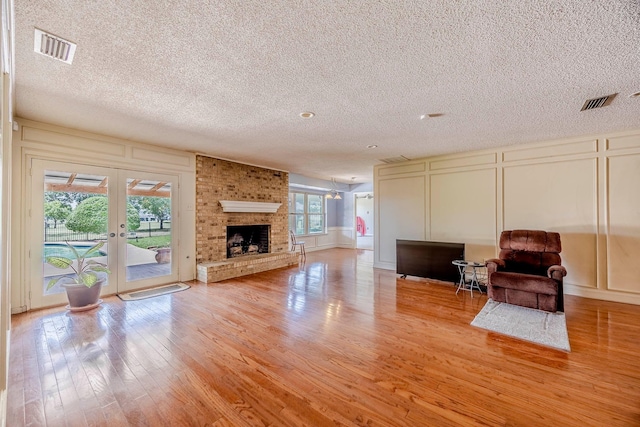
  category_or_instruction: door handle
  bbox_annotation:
[109,233,116,237]
[119,232,125,237]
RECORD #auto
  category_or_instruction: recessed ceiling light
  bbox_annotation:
[630,91,640,98]
[300,112,315,118]
[420,114,427,120]
[367,145,378,149]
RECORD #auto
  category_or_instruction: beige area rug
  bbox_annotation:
[471,299,570,352]
[118,283,190,301]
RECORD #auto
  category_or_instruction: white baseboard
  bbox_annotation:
[368,267,640,306]
[0,329,9,427]
[373,261,395,271]
[564,284,640,306]
[11,306,26,314]
[0,389,5,427]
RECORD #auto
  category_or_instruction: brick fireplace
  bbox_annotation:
[195,155,299,282]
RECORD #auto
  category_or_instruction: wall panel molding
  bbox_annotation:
[606,154,640,293]
[605,133,640,151]
[502,158,598,288]
[374,174,426,266]
[429,153,496,171]
[22,126,127,158]
[377,161,426,177]
[16,118,195,173]
[502,139,597,162]
[374,127,640,305]
[430,169,497,262]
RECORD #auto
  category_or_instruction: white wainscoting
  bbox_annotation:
[295,227,355,253]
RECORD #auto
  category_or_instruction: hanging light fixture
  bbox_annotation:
[325,178,342,200]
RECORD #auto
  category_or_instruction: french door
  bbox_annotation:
[29,159,179,309]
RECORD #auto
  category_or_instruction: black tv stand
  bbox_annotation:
[396,239,465,283]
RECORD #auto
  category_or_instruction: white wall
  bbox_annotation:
[374,130,640,305]
[0,76,9,427]
[0,1,13,421]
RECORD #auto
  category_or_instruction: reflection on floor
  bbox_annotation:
[356,235,373,250]
[10,248,640,426]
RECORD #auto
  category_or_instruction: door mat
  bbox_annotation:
[471,299,570,352]
[118,283,190,301]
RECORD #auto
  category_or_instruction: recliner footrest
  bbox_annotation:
[490,271,558,296]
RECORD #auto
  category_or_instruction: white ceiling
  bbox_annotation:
[12,1,640,183]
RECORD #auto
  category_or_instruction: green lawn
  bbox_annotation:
[127,235,171,249]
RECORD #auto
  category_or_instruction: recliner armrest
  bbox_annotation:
[486,258,505,274]
[548,265,567,280]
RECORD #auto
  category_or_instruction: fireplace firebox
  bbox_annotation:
[226,225,270,258]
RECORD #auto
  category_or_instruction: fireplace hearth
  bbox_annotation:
[226,225,270,258]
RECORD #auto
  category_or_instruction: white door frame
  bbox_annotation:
[28,158,180,309]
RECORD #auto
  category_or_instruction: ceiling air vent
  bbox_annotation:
[34,28,76,64]
[580,93,617,111]
[378,156,411,164]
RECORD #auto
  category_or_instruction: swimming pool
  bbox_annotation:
[43,243,107,259]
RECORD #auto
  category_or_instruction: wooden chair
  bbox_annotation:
[289,230,306,260]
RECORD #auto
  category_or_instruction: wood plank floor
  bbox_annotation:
[7,248,640,426]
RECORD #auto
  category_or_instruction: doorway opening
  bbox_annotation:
[354,192,374,250]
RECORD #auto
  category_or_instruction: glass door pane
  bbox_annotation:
[30,160,117,309]
[119,171,178,292]
[43,170,112,296]
[125,179,172,281]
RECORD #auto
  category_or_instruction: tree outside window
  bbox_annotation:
[44,201,71,229]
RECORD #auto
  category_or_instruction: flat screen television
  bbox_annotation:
[396,239,465,283]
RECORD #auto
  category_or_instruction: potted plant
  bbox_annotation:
[45,241,111,310]
[147,244,171,264]
[154,246,171,264]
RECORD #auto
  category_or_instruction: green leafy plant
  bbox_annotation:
[45,241,111,289]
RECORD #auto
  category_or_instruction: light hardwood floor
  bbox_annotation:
[7,249,640,426]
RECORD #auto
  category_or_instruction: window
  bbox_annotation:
[289,192,305,235]
[288,192,326,235]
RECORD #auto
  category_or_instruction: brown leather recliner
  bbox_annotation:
[486,230,567,312]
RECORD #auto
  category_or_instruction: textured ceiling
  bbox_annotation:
[12,1,640,182]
